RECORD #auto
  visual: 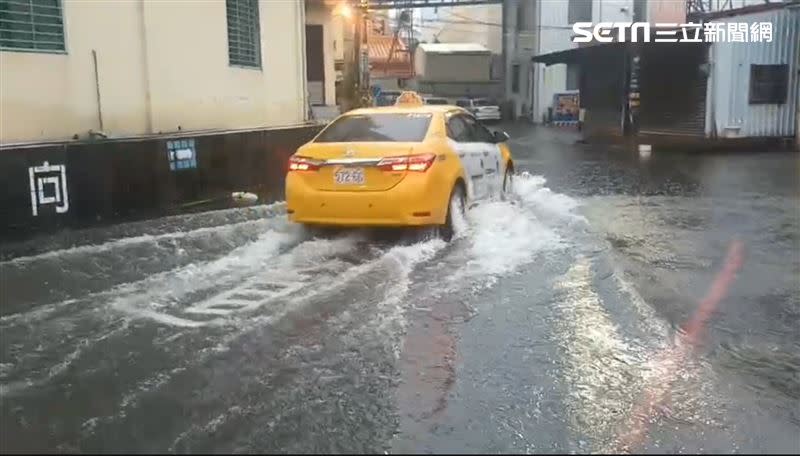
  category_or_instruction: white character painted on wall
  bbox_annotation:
[29,161,69,216]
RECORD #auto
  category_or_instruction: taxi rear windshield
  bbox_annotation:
[315,113,432,143]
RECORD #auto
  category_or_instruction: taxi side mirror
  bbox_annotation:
[493,130,510,143]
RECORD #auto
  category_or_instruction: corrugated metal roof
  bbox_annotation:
[417,43,490,54]
[368,34,407,62]
[708,6,799,138]
[368,34,414,78]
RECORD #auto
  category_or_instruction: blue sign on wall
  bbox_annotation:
[167,139,197,171]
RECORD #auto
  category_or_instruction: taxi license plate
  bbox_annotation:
[334,168,365,185]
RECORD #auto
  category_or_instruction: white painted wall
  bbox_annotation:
[592,0,635,23]
[532,0,572,123]
[1,0,307,144]
[504,0,538,119]
[647,0,686,23]
[415,48,493,82]
[430,5,503,54]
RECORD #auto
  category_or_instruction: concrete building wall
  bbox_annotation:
[532,0,572,123]
[414,47,427,79]
[430,5,502,54]
[503,0,538,119]
[426,53,486,82]
[522,0,697,123]
[142,0,306,133]
[418,52,492,82]
[529,0,638,123]
[647,0,686,23]
[1,0,307,145]
[1,0,150,143]
[331,13,346,63]
[591,0,635,23]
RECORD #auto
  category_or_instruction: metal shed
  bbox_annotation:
[706,5,800,139]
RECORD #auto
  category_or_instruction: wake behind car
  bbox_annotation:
[286,91,513,240]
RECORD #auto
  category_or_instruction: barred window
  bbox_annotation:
[226,0,261,68]
[0,0,65,53]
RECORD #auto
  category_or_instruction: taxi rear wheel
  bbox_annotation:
[299,223,342,240]
[440,183,466,241]
[501,163,514,200]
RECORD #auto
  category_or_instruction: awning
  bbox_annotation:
[531,42,626,66]
[532,23,709,66]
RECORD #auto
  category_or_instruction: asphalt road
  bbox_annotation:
[1,125,798,453]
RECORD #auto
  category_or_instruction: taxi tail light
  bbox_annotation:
[288,156,321,172]
[376,153,436,172]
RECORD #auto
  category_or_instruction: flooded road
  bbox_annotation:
[1,126,798,453]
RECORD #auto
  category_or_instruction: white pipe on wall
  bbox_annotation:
[297,0,309,122]
[138,0,153,134]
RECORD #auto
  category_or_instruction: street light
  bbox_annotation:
[335,2,353,19]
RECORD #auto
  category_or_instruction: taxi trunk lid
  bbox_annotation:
[293,143,417,192]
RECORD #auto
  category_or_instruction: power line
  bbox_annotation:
[424,17,502,26]
[421,17,572,30]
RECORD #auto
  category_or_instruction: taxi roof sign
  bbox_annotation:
[395,91,424,107]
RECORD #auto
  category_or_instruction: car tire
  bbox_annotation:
[441,184,466,242]
[299,223,321,239]
[299,223,337,239]
[501,164,513,201]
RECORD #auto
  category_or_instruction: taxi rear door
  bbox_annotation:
[445,113,486,201]
[463,115,503,196]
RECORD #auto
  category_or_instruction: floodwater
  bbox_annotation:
[1,126,798,453]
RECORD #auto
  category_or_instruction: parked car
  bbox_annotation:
[455,98,501,122]
[374,90,402,107]
[423,96,450,105]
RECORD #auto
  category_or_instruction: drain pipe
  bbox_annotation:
[91,49,104,132]
[501,0,507,114]
[297,0,309,122]
[138,0,154,134]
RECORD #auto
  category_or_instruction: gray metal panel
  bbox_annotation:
[581,46,627,137]
[710,7,799,138]
[639,43,709,137]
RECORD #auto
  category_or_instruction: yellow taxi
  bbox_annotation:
[286,91,513,239]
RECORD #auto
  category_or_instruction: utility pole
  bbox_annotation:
[347,1,370,109]
[354,3,362,92]
[361,9,370,94]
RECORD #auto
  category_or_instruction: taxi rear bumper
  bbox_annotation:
[286,172,449,227]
